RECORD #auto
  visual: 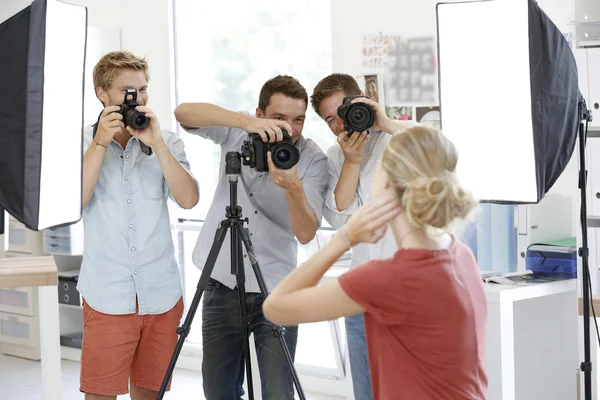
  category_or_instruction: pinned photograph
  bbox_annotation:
[416,106,441,129]
[386,106,413,121]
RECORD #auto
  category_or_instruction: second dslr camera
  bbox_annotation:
[337,95,376,136]
[241,129,300,172]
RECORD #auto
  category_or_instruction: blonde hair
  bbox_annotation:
[93,51,149,90]
[381,126,478,234]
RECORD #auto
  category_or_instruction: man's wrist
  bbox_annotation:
[237,113,252,131]
[342,159,362,169]
[283,176,303,194]
[93,139,108,149]
[152,140,170,155]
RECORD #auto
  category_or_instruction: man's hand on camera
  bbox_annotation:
[243,117,292,143]
[126,106,165,148]
[94,106,124,147]
[350,97,391,133]
[338,130,368,165]
[267,151,300,190]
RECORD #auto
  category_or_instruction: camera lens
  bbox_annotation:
[276,149,291,163]
[271,142,299,170]
[125,109,149,130]
[347,103,375,132]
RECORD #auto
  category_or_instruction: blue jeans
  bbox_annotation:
[201,279,298,400]
[345,313,372,399]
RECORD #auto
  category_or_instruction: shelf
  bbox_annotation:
[59,303,82,311]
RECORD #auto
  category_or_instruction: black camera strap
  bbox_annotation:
[92,109,152,156]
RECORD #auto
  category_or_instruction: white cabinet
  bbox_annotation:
[588,48,600,129]
[0,283,41,361]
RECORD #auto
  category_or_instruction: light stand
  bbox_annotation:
[157,152,306,400]
[578,97,594,400]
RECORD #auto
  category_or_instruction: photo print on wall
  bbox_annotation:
[416,106,441,129]
[361,33,438,105]
[386,106,413,121]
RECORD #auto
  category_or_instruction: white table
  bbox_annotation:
[485,279,578,400]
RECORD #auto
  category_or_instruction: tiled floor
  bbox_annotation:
[0,353,344,399]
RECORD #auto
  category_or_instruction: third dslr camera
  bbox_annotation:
[337,95,376,136]
[241,129,300,172]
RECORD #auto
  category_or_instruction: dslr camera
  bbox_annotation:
[240,129,300,172]
[337,95,376,136]
[119,88,148,130]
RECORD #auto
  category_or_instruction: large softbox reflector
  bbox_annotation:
[0,0,87,231]
[436,0,580,203]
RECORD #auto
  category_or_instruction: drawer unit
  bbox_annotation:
[7,217,44,255]
[0,311,40,348]
[43,220,84,255]
[0,287,36,316]
[8,219,28,253]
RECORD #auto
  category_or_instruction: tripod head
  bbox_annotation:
[225,152,244,219]
[226,151,242,180]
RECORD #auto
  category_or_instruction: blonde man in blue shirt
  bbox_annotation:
[77,51,199,400]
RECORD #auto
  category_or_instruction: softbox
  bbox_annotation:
[436,0,581,203]
[0,0,87,232]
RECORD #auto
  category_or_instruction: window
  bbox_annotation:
[172,0,345,381]
[173,0,334,223]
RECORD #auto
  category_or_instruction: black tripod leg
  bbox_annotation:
[232,223,254,400]
[157,221,230,400]
[238,227,307,400]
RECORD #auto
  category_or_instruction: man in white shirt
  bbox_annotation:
[310,73,419,399]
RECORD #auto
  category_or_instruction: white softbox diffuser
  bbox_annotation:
[436,0,581,203]
[0,0,87,231]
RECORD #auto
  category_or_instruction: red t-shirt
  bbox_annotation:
[339,238,487,400]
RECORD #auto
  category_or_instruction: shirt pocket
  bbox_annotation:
[137,157,165,200]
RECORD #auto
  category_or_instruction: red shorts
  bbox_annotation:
[79,297,184,396]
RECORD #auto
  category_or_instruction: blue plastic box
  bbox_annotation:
[525,248,577,278]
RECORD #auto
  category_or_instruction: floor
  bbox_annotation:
[0,353,344,399]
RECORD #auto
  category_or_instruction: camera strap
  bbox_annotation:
[92,109,152,156]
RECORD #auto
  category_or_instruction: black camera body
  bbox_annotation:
[240,129,300,172]
[337,95,376,136]
[119,88,148,130]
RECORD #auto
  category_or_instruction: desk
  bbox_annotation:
[485,279,578,400]
[0,256,62,400]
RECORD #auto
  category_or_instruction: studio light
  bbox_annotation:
[436,0,580,204]
[437,0,592,399]
[0,0,88,232]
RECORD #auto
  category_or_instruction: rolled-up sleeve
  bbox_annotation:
[301,153,329,225]
[322,146,361,229]
[163,132,200,207]
[179,110,251,147]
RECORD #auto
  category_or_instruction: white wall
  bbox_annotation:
[331,0,576,74]
[0,0,176,132]
[331,0,581,239]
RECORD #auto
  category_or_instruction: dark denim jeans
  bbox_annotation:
[345,313,373,400]
[201,278,298,400]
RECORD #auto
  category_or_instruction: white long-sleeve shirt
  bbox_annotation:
[323,127,417,269]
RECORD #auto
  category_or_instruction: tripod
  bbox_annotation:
[157,151,306,400]
[578,96,595,400]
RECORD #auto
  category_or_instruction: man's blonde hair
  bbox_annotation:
[93,51,149,90]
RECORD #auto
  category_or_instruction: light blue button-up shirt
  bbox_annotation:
[76,125,198,315]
